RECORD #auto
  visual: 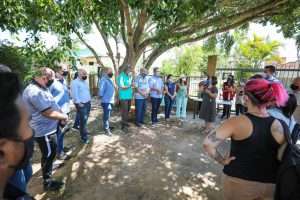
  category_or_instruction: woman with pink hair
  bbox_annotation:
[203,78,288,200]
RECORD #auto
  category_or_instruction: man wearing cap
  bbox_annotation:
[118,65,134,133]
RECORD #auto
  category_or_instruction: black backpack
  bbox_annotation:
[291,123,300,144]
[275,120,300,200]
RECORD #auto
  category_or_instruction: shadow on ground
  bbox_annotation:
[28,102,223,200]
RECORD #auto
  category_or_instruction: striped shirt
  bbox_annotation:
[134,75,148,99]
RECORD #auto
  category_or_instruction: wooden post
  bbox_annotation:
[207,55,217,76]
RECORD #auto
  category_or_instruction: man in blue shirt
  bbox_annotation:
[98,67,115,136]
[22,67,68,191]
[71,69,91,144]
[49,64,71,160]
[263,65,280,82]
[134,67,148,126]
[148,67,164,124]
[118,65,134,133]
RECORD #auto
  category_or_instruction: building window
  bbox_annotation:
[89,62,94,66]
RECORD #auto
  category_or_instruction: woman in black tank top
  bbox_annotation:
[203,78,288,200]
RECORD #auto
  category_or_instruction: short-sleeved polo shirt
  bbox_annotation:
[22,83,61,137]
[118,71,132,100]
[134,75,148,99]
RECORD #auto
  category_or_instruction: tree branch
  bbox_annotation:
[93,19,117,70]
[120,0,135,66]
[138,0,288,52]
[74,31,105,67]
[120,0,133,38]
[144,13,274,69]
[133,0,150,49]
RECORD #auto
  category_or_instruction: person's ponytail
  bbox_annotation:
[268,82,288,107]
[244,79,288,108]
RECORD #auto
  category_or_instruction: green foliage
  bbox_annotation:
[160,45,208,77]
[160,59,175,76]
[0,39,76,84]
[1,0,299,71]
[233,33,283,69]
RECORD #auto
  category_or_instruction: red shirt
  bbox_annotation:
[222,82,235,100]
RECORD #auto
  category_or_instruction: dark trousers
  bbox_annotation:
[101,103,113,130]
[35,133,57,186]
[75,102,91,142]
[235,104,245,116]
[56,112,70,154]
[222,101,232,118]
[151,97,162,123]
[135,99,147,124]
[120,99,131,128]
[197,101,202,116]
[73,110,80,129]
[164,96,173,119]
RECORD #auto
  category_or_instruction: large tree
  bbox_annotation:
[2,0,300,78]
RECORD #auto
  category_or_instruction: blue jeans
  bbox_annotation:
[7,164,33,192]
[56,112,70,154]
[73,110,80,128]
[164,96,173,118]
[101,103,113,130]
[150,97,162,123]
[75,102,91,142]
[135,99,147,124]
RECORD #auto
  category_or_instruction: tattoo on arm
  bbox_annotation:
[214,148,224,163]
[271,123,284,134]
[207,132,224,143]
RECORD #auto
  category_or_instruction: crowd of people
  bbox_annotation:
[1,62,300,199]
[202,65,300,200]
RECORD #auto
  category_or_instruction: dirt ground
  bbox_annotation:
[28,100,223,200]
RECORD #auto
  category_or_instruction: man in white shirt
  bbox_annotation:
[71,69,91,144]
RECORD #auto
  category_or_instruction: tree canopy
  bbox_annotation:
[1,0,299,77]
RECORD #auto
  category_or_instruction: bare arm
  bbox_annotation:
[203,119,236,165]
[206,89,218,99]
[42,109,68,120]
[270,119,286,145]
[164,85,171,97]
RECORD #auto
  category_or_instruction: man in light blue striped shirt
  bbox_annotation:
[148,67,164,123]
[134,67,148,126]
[71,69,91,144]
[98,67,115,136]
[49,64,71,160]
